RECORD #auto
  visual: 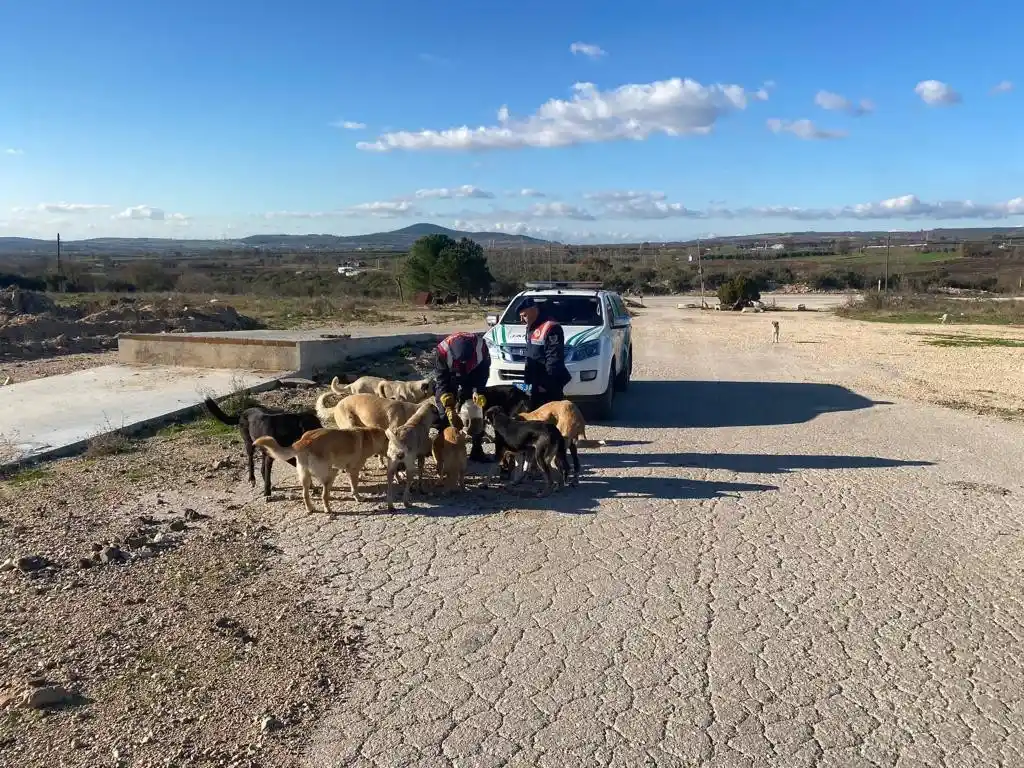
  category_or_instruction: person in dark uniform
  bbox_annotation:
[518,297,572,409]
[433,331,491,462]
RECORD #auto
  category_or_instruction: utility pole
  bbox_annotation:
[884,233,890,292]
[56,233,62,279]
[697,238,705,308]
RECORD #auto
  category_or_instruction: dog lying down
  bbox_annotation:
[485,406,570,495]
[254,427,388,514]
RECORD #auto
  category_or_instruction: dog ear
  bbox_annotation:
[385,428,396,442]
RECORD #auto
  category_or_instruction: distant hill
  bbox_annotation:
[0,223,551,258]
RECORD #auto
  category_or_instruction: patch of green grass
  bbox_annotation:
[837,294,1024,326]
[4,466,53,487]
[157,417,236,441]
[919,334,1024,348]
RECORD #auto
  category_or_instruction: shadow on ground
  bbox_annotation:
[607,380,889,428]
[583,452,934,474]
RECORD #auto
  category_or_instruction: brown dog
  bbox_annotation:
[432,410,468,492]
[254,427,387,514]
[315,391,427,470]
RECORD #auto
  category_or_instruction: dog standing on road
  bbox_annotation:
[771,320,780,343]
[254,427,388,514]
[485,406,569,495]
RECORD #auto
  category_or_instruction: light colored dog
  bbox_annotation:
[376,378,433,403]
[771,320,780,343]
[330,375,386,397]
[254,427,387,514]
[385,401,439,510]
[315,391,427,469]
[940,313,949,325]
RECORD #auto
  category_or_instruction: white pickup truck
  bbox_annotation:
[483,281,633,418]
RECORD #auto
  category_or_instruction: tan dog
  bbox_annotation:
[254,427,387,514]
[315,391,427,471]
[330,375,386,397]
[385,401,438,510]
[516,400,586,481]
[432,412,467,492]
[375,378,433,403]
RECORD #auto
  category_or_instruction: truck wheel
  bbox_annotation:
[614,345,632,392]
[594,368,616,421]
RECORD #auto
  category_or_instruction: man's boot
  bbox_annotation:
[468,433,492,463]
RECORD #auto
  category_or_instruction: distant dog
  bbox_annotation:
[940,313,949,325]
[203,397,322,499]
[771,320,780,343]
[255,427,388,514]
[485,406,568,495]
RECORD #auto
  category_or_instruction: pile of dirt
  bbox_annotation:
[0,290,263,361]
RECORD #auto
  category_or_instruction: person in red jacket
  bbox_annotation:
[433,331,491,462]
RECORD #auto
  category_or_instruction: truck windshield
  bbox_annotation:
[500,295,604,327]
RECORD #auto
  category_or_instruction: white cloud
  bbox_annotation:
[413,185,495,200]
[4,148,24,155]
[915,80,961,106]
[113,205,189,222]
[584,190,667,202]
[991,80,1013,94]
[497,105,510,123]
[766,118,846,140]
[513,188,547,198]
[357,77,765,152]
[814,90,874,116]
[344,201,422,218]
[723,195,1024,222]
[598,199,705,220]
[26,202,110,214]
[449,202,596,222]
[332,120,367,130]
[570,42,607,59]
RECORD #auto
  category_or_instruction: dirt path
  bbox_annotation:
[276,300,1024,766]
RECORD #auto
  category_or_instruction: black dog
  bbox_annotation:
[485,406,570,494]
[478,385,531,463]
[203,398,322,499]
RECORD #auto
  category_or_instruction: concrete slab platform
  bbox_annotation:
[118,327,463,375]
[0,365,279,466]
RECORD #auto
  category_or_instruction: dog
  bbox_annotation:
[771,320,780,343]
[485,406,569,495]
[514,400,585,484]
[254,427,388,514]
[432,409,468,493]
[329,375,386,397]
[203,397,322,499]
[385,401,439,510]
[375,378,433,403]
[316,391,429,472]
[940,313,949,325]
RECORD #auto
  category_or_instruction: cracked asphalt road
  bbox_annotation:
[279,302,1024,767]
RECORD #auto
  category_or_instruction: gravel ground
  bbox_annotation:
[1,305,1022,766]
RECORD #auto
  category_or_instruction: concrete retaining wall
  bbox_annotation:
[118,331,447,375]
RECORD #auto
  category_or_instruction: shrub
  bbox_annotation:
[717,275,761,308]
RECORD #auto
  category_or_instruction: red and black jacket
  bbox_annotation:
[433,332,490,400]
[524,316,571,392]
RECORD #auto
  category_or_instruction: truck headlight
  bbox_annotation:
[568,339,601,362]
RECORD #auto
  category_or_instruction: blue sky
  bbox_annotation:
[0,0,1020,243]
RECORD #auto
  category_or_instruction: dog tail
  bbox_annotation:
[315,391,336,426]
[203,397,238,426]
[330,376,351,396]
[253,436,297,463]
